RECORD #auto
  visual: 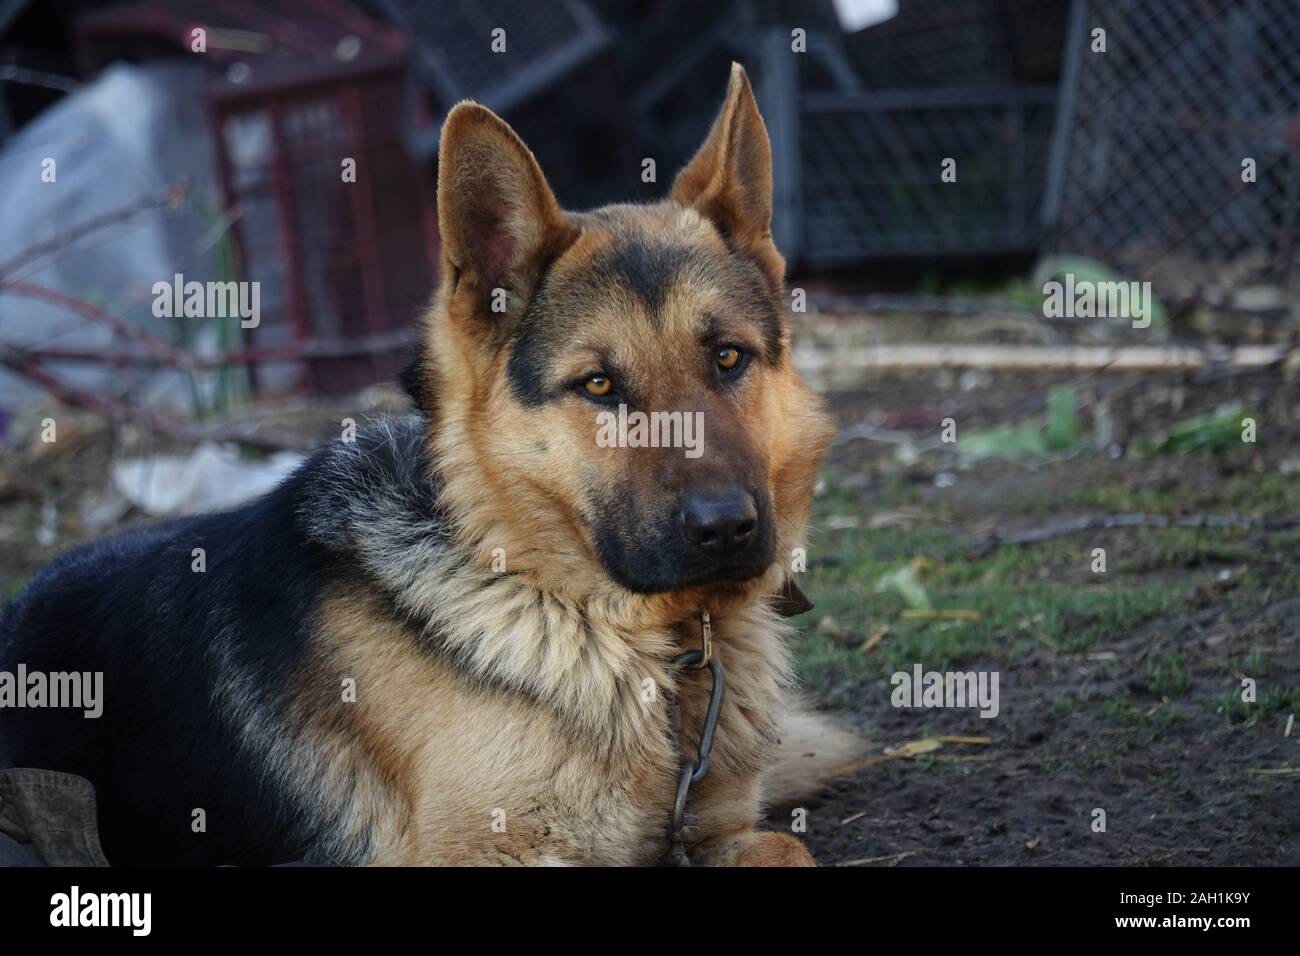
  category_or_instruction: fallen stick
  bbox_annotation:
[900,609,981,621]
[811,292,1043,318]
[860,626,890,653]
[795,344,1287,373]
[12,330,417,369]
[974,512,1300,553]
[1243,768,1300,776]
[810,290,1292,323]
[831,421,925,448]
[837,851,918,867]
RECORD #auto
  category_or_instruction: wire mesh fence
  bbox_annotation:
[795,86,1059,264]
[758,0,1069,266]
[1045,0,1300,305]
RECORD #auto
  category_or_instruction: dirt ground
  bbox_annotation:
[766,313,1299,866]
[1,310,1297,868]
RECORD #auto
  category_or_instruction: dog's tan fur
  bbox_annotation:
[292,65,854,866]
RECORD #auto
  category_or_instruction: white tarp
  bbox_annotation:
[112,443,304,516]
[0,61,226,416]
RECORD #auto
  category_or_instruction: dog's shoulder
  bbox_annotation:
[297,415,447,550]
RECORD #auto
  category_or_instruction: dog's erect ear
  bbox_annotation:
[671,64,782,289]
[437,102,578,309]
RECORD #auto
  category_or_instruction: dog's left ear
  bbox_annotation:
[671,63,783,292]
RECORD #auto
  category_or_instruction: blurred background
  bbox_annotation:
[1,0,1297,866]
[3,0,1295,407]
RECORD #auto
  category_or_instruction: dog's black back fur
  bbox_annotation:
[0,423,436,865]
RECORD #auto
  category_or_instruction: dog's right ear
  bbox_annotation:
[437,102,578,315]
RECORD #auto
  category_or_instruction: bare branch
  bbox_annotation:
[0,347,315,453]
[0,280,201,371]
[0,182,189,280]
[9,330,416,369]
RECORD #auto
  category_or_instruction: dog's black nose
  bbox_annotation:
[681,488,758,559]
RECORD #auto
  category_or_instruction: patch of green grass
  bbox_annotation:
[1240,648,1268,677]
[1219,472,1300,515]
[1049,693,1076,716]
[1147,702,1188,726]
[1210,686,1300,723]
[1112,530,1256,574]
[794,521,1184,704]
[1071,470,1300,518]
[1103,698,1143,723]
[1146,653,1193,698]
[1212,691,1251,723]
[1095,694,1186,730]
[1069,481,1183,514]
[1132,404,1256,456]
[1260,687,1300,715]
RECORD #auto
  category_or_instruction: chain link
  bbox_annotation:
[660,648,725,867]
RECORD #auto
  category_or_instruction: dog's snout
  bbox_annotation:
[680,487,758,559]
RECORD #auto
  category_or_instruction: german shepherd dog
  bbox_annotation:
[0,66,854,866]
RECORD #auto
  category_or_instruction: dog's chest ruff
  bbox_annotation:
[299,421,790,865]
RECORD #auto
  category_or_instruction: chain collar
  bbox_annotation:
[660,612,726,867]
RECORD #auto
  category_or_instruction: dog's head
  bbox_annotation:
[412,64,833,612]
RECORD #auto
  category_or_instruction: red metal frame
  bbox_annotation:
[77,0,440,395]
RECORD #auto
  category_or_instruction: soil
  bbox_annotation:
[767,355,1300,866]
[779,601,1300,866]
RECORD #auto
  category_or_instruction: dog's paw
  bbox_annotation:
[732,830,816,867]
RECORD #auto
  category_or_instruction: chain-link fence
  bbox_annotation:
[793,85,1059,264]
[1045,0,1300,307]
[759,0,1069,266]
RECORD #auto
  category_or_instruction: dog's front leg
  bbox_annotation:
[683,771,817,866]
[690,828,816,867]
[682,786,812,865]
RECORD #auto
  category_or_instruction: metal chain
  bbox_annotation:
[660,647,725,867]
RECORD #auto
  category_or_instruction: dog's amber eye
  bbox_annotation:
[716,346,741,371]
[584,375,612,397]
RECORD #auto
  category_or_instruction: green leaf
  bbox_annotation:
[874,564,932,611]
[1132,403,1253,455]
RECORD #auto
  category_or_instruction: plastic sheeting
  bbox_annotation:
[0,62,229,417]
